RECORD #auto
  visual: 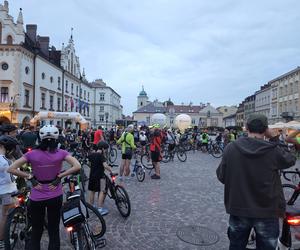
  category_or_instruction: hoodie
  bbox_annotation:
[216,137,296,218]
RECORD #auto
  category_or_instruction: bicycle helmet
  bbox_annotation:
[39,125,59,140]
[0,135,19,151]
[97,141,109,150]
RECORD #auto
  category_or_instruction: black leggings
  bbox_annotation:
[29,195,63,250]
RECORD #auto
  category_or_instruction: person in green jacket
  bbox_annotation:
[117,124,136,181]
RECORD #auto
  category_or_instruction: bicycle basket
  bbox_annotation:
[61,196,85,227]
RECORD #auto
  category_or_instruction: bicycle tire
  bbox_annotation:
[141,154,153,170]
[176,150,187,162]
[282,184,298,205]
[161,150,170,163]
[108,148,118,164]
[115,185,131,217]
[83,201,106,239]
[211,145,223,158]
[136,166,145,182]
[4,206,29,250]
[77,226,89,250]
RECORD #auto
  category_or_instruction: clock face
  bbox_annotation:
[1,63,8,70]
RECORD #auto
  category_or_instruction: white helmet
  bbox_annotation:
[39,125,59,140]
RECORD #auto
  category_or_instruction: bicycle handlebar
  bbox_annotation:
[282,169,300,182]
[108,163,118,167]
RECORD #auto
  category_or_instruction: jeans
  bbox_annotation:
[28,195,63,250]
[228,215,279,250]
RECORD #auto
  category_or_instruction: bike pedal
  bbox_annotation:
[95,238,106,248]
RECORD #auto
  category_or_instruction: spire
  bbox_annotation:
[3,1,9,12]
[17,8,23,24]
[69,27,74,43]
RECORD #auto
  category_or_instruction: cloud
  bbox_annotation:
[8,0,300,114]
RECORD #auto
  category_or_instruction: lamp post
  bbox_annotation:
[105,112,109,129]
[9,94,20,123]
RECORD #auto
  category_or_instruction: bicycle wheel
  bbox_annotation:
[282,184,298,205]
[108,148,118,164]
[176,150,187,162]
[141,154,153,170]
[115,185,131,217]
[77,226,90,250]
[83,201,106,239]
[4,207,29,250]
[161,150,170,163]
[136,166,145,182]
[211,145,223,158]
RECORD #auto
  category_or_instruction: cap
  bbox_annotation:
[246,114,268,128]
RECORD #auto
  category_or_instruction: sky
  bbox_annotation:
[7,0,300,115]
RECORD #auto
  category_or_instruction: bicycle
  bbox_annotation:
[104,168,131,217]
[62,174,106,250]
[106,143,118,164]
[4,187,32,250]
[162,144,187,163]
[131,152,145,182]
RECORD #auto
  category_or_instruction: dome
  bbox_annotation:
[139,86,147,96]
[164,98,174,106]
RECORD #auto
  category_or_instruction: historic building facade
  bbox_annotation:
[133,88,223,128]
[0,1,122,128]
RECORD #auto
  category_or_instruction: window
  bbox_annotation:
[58,77,61,90]
[57,97,61,111]
[0,22,2,43]
[192,118,195,124]
[1,62,8,70]
[41,73,45,79]
[99,115,104,122]
[80,88,82,98]
[50,76,53,83]
[49,95,54,110]
[71,83,74,94]
[41,93,46,109]
[87,92,90,101]
[24,89,30,107]
[65,80,68,93]
[290,83,293,94]
[76,86,79,96]
[99,105,104,112]
[99,92,105,101]
[25,66,30,74]
[84,90,86,100]
[0,87,8,102]
[6,35,12,45]
[295,82,299,93]
[272,88,277,99]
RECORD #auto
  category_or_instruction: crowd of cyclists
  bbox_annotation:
[0,121,250,249]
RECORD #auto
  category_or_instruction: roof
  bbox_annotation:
[269,67,300,84]
[133,102,205,114]
[138,86,147,96]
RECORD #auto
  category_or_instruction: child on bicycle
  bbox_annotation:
[88,141,112,216]
[0,136,19,248]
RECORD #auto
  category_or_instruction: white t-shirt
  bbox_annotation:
[139,134,147,142]
[0,155,17,195]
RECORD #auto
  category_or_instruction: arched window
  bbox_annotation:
[0,23,2,44]
[7,35,12,45]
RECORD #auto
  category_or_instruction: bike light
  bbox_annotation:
[287,216,300,226]
[112,176,116,181]
[27,148,32,152]
[67,226,73,232]
[17,195,24,203]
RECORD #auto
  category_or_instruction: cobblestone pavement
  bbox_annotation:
[36,151,300,249]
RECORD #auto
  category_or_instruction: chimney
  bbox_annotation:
[26,24,37,43]
[38,36,50,57]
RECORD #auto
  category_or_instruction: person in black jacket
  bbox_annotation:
[216,114,296,250]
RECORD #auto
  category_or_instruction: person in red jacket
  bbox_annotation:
[93,126,104,150]
[149,125,162,179]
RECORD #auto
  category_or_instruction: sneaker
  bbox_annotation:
[98,207,109,216]
[151,174,161,179]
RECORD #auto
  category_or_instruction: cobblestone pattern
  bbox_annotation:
[34,151,300,249]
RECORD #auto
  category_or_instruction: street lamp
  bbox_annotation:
[105,112,109,129]
[9,94,20,123]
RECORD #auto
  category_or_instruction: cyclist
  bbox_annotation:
[0,135,19,249]
[93,126,104,150]
[201,130,209,152]
[87,141,112,216]
[166,129,176,154]
[139,130,148,155]
[20,126,38,153]
[8,125,81,250]
[117,124,136,181]
[149,124,162,179]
